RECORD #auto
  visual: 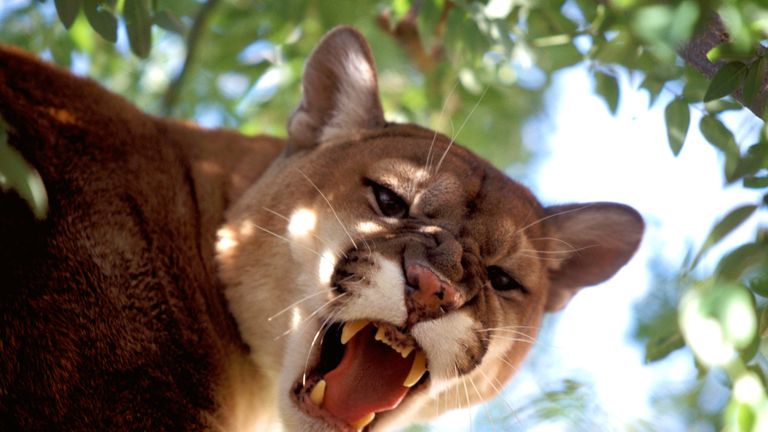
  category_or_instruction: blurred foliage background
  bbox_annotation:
[1,0,767,430]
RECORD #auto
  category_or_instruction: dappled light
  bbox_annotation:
[215,227,239,255]
[318,250,337,286]
[288,208,318,238]
[2,1,767,431]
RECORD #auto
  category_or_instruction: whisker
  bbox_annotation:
[518,245,598,255]
[517,254,568,262]
[252,223,325,259]
[424,81,460,176]
[467,374,497,432]
[527,236,579,251]
[451,365,473,432]
[476,367,518,424]
[434,86,489,174]
[461,372,473,432]
[267,290,329,322]
[302,312,338,387]
[295,168,362,252]
[478,329,538,343]
[274,292,348,340]
[262,206,347,259]
[515,204,595,236]
[481,325,541,331]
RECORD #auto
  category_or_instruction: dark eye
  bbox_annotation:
[370,182,408,218]
[487,266,526,293]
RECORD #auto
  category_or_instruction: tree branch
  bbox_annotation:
[680,14,767,118]
[162,0,221,116]
[376,0,454,74]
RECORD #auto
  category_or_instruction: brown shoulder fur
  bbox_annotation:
[0,45,283,431]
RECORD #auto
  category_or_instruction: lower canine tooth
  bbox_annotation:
[350,412,375,430]
[341,320,370,344]
[309,379,326,406]
[403,350,427,387]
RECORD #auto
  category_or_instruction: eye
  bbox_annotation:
[487,266,527,293]
[369,182,408,218]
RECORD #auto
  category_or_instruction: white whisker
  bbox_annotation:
[252,223,324,259]
[515,204,594,235]
[274,292,348,340]
[434,86,489,174]
[302,312,337,387]
[424,81,460,176]
[267,290,329,322]
[262,206,347,258]
[467,374,497,432]
[296,168,362,252]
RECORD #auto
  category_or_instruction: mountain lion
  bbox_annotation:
[0,27,643,431]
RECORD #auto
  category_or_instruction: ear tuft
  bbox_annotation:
[544,202,644,311]
[286,26,385,154]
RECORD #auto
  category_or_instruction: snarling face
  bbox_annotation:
[216,27,643,432]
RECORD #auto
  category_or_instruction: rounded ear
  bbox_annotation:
[544,202,644,311]
[286,26,386,155]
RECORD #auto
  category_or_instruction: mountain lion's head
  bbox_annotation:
[216,27,643,431]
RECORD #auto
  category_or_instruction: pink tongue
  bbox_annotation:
[322,325,412,426]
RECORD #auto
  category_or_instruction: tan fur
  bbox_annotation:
[0,27,643,431]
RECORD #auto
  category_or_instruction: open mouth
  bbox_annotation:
[292,320,430,430]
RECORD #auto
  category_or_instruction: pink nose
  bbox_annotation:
[405,264,462,324]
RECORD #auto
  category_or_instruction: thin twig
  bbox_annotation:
[162,0,221,115]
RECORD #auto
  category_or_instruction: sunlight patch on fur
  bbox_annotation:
[318,249,337,285]
[216,227,239,254]
[288,208,317,237]
[355,220,382,234]
[291,307,303,331]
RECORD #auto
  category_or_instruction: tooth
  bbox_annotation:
[400,345,415,358]
[350,412,375,430]
[309,379,326,406]
[403,350,427,387]
[375,325,387,344]
[341,320,370,344]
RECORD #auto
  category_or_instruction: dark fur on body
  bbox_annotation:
[0,46,283,430]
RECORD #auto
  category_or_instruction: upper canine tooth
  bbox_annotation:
[403,350,427,387]
[350,412,375,430]
[341,320,370,344]
[309,379,326,406]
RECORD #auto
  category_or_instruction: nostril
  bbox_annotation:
[405,264,461,308]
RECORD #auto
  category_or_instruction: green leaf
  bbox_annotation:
[124,0,152,58]
[703,61,748,102]
[665,98,690,156]
[595,72,619,115]
[640,76,664,107]
[744,175,768,188]
[716,243,767,281]
[83,0,118,43]
[733,142,768,180]
[704,99,744,114]
[153,10,187,35]
[0,123,48,220]
[644,331,685,363]
[690,204,758,271]
[54,0,82,29]
[743,56,767,107]
[748,273,768,298]
[699,115,739,155]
